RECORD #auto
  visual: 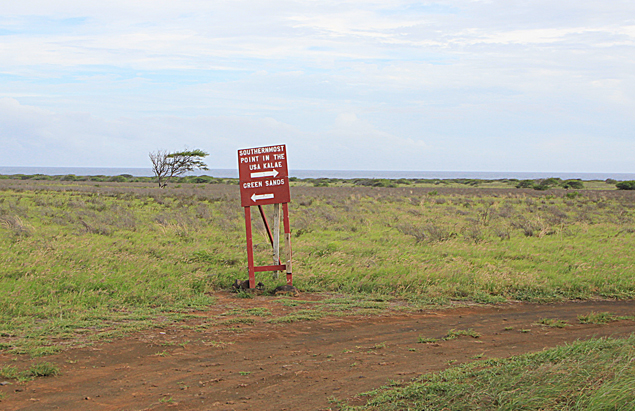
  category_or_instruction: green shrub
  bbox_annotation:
[616,181,635,190]
[372,179,396,188]
[192,176,215,184]
[562,179,584,189]
[534,177,561,190]
[313,178,330,187]
[108,175,129,182]
[516,180,535,189]
[352,178,396,188]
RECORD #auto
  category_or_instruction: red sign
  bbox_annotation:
[238,144,290,207]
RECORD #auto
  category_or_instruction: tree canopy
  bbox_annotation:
[149,149,209,188]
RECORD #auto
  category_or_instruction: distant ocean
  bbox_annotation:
[1,167,634,181]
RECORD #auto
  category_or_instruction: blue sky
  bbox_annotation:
[1,1,634,172]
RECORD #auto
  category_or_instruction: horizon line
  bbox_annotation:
[1,166,633,175]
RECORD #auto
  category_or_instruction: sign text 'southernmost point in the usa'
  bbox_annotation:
[238,144,290,207]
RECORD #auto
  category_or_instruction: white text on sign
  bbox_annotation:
[243,178,286,189]
[238,146,285,157]
[243,181,262,189]
[240,154,285,166]
[238,144,290,207]
[265,179,285,187]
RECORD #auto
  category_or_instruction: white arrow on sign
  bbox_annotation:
[250,169,279,179]
[251,193,274,202]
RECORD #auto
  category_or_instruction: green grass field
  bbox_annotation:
[341,335,635,410]
[1,179,635,355]
[2,178,635,407]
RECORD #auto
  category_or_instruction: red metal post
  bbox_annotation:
[258,205,275,249]
[282,202,293,285]
[244,206,255,289]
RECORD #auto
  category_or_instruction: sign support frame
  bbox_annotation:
[244,203,292,289]
[272,203,281,279]
[238,144,292,289]
[282,202,292,285]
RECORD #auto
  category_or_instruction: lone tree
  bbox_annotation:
[149,149,209,188]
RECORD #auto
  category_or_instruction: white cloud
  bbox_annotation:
[1,1,635,173]
[0,98,434,170]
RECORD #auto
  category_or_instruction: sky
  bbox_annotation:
[1,1,634,173]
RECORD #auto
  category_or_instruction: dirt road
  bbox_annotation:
[2,296,635,410]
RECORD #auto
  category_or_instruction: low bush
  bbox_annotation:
[562,179,584,189]
[616,181,635,190]
[516,180,535,189]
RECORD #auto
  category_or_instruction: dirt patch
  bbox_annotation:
[2,296,635,411]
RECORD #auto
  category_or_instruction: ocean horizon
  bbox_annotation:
[0,166,634,181]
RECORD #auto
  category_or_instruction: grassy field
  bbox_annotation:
[1,178,635,356]
[341,334,635,410]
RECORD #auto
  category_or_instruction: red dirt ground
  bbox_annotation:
[2,295,635,411]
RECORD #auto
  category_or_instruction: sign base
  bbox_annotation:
[244,203,292,289]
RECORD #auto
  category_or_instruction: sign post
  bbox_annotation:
[238,144,292,289]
